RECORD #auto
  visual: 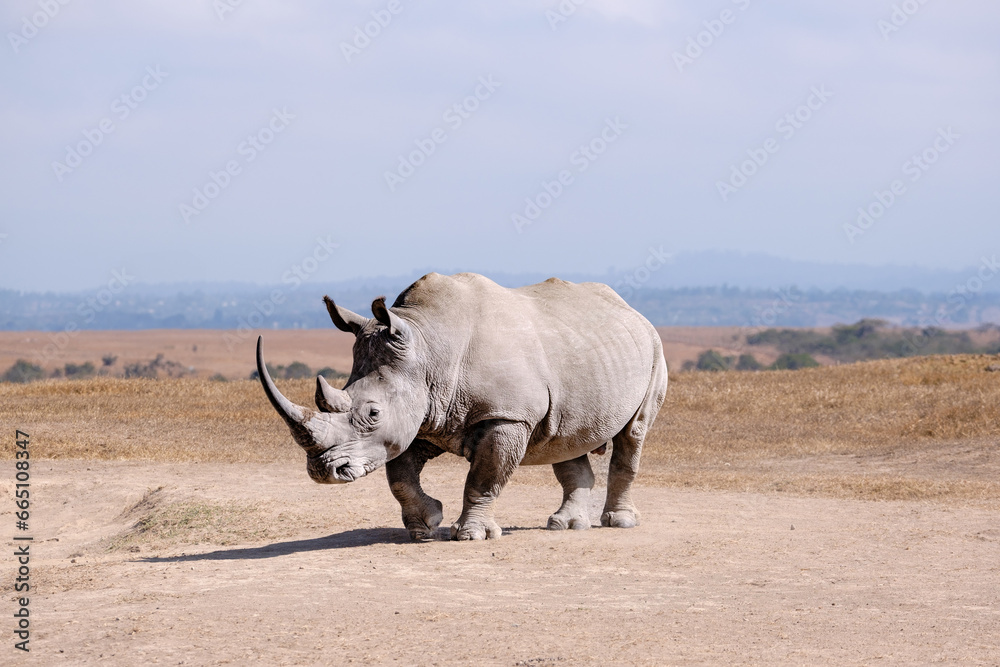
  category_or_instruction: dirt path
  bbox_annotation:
[6,461,1000,665]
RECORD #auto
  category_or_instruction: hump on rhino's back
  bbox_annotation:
[394,273,511,307]
[393,273,630,318]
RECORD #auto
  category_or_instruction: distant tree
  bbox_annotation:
[2,359,46,383]
[696,349,731,371]
[735,353,762,371]
[770,353,819,370]
[249,363,280,381]
[124,354,165,379]
[123,354,188,379]
[124,362,158,379]
[832,318,886,344]
[102,354,118,367]
[283,361,312,379]
[64,361,96,379]
[210,373,227,382]
[317,367,348,381]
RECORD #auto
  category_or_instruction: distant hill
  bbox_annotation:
[2,284,999,332]
[2,252,999,331]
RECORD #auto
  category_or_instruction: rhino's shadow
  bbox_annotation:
[136,527,414,563]
[136,524,557,563]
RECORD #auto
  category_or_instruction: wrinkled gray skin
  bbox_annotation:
[257,272,668,541]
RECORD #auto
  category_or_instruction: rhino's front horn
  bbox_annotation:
[256,336,305,426]
[256,337,338,457]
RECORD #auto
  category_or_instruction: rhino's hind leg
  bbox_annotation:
[547,454,595,530]
[451,420,528,541]
[602,425,642,529]
[603,360,667,529]
[386,439,445,541]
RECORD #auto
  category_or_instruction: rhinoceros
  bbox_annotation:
[256,272,667,540]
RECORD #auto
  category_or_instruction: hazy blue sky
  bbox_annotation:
[1,0,997,292]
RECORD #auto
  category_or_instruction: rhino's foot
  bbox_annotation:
[403,496,443,542]
[601,509,640,528]
[450,518,502,541]
[546,508,591,531]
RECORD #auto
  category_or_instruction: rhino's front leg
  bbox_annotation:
[386,439,445,541]
[451,420,528,541]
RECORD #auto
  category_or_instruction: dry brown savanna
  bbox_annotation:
[0,326,796,382]
[1,330,999,664]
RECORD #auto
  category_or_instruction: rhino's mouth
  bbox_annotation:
[307,452,374,484]
[332,459,358,481]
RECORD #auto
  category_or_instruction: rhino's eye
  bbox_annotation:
[369,406,381,421]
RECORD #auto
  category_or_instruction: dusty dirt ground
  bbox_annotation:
[3,346,999,664]
[6,457,999,666]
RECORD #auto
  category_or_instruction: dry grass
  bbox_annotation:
[2,354,999,501]
[649,353,1000,462]
[106,486,284,553]
[0,375,331,462]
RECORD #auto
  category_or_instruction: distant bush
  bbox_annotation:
[248,366,271,381]
[124,354,189,379]
[210,373,228,382]
[696,349,731,371]
[124,360,159,379]
[770,353,819,370]
[747,318,987,363]
[64,361,96,379]
[283,361,312,379]
[683,350,768,372]
[102,354,118,367]
[735,353,763,371]
[2,359,46,383]
[832,318,886,344]
[317,367,349,381]
[249,361,339,381]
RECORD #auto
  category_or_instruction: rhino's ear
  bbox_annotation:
[372,296,410,339]
[323,296,367,335]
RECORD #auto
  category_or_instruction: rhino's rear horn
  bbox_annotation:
[316,375,351,413]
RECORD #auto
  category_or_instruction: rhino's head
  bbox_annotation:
[256,296,426,484]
